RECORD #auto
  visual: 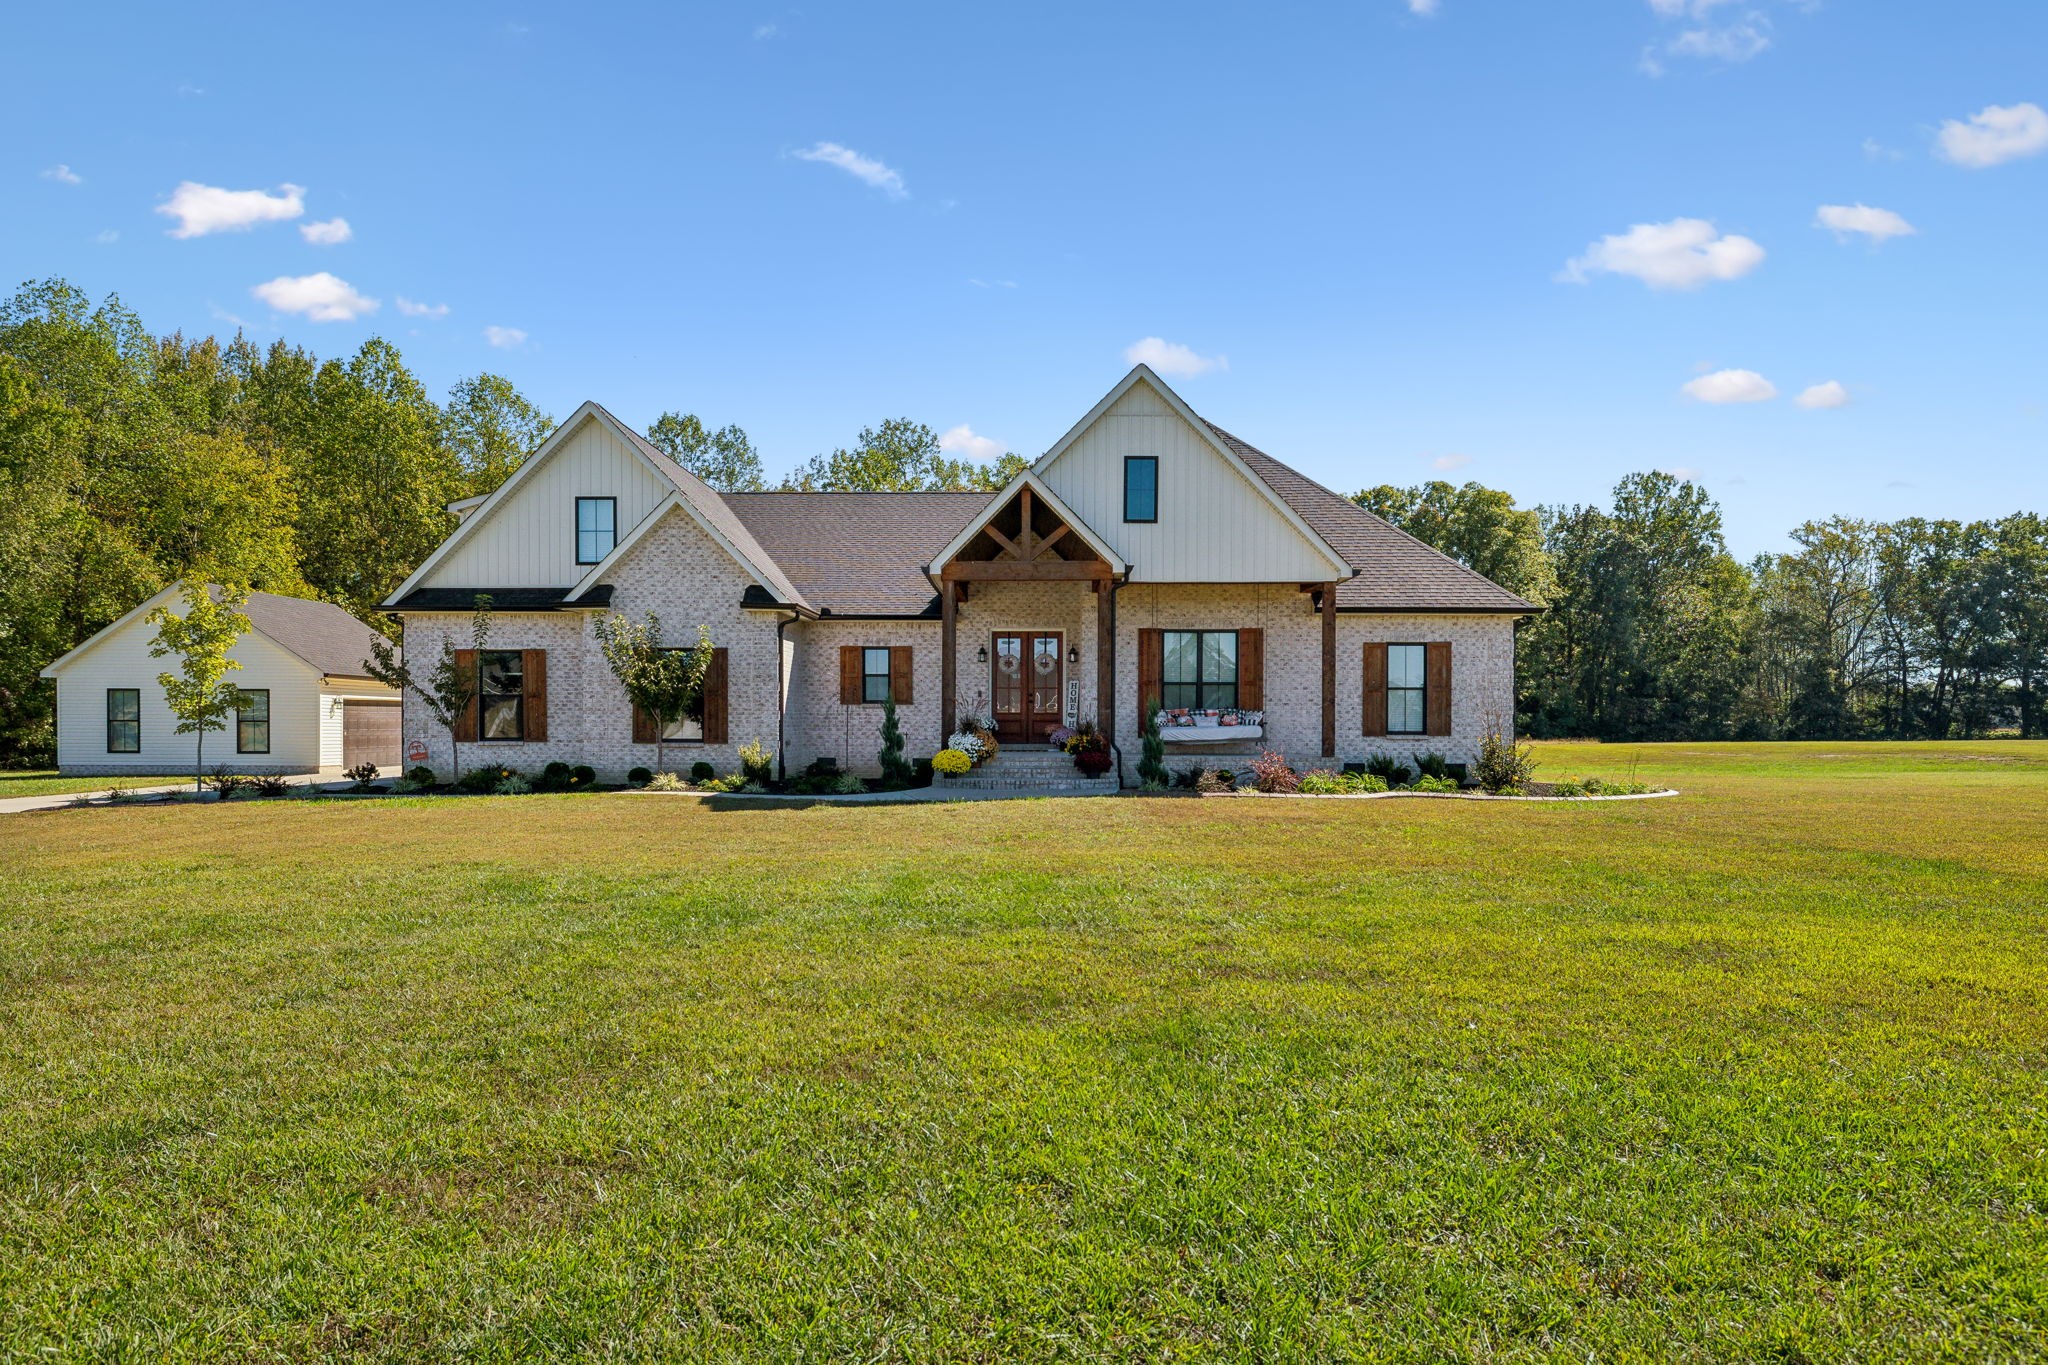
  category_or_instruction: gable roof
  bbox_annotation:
[41,582,392,680]
[922,470,1131,578]
[724,492,993,616]
[1205,424,1539,613]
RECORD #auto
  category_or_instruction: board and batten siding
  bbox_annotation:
[50,617,325,774]
[1038,379,1340,583]
[425,414,673,589]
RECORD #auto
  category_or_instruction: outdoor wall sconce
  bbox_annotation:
[1068,645,1080,664]
[976,644,988,663]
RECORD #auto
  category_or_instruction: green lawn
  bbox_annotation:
[1,742,2044,1360]
[0,770,193,798]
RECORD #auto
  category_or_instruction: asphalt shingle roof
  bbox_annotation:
[231,588,396,678]
[724,492,995,616]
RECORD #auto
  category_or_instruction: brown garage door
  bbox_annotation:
[342,701,402,770]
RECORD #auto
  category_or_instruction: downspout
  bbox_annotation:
[776,610,794,782]
[1106,578,1127,788]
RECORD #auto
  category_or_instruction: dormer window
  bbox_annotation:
[576,497,616,564]
[1123,457,1158,523]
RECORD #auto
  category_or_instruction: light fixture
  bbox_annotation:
[976,644,988,663]
[1068,645,1080,664]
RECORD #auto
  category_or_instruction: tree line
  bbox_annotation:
[0,279,1022,766]
[1357,475,2048,740]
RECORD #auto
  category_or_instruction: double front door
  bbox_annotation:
[990,631,1063,744]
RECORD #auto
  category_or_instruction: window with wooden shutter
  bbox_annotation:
[839,646,862,705]
[889,646,913,704]
[1236,629,1264,710]
[702,648,729,744]
[1425,641,1452,737]
[1136,628,1163,716]
[453,649,479,742]
[631,700,657,744]
[1361,642,1387,737]
[522,649,547,742]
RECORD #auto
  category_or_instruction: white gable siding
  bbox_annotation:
[425,415,673,589]
[51,615,324,774]
[1037,380,1340,583]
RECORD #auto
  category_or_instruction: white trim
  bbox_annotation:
[1033,365,1353,580]
[925,471,1130,576]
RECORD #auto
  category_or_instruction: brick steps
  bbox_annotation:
[939,746,1121,795]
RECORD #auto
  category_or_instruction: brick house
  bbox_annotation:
[381,365,1536,784]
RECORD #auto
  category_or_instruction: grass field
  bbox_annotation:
[2,741,2044,1360]
[0,770,192,798]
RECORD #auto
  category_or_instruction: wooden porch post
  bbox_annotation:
[941,579,958,734]
[1096,580,1116,747]
[1321,580,1337,758]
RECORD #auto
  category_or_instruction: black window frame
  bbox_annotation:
[861,646,893,704]
[575,496,617,565]
[236,689,271,754]
[1123,456,1158,523]
[1386,643,1428,736]
[107,688,140,753]
[479,649,525,742]
[1160,629,1238,712]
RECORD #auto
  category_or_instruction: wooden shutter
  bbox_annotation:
[1236,629,1264,710]
[889,646,913,704]
[1136,628,1163,715]
[453,649,479,742]
[1425,642,1452,737]
[522,649,547,741]
[631,701,656,744]
[702,648,729,744]
[839,645,861,705]
[1361,642,1388,737]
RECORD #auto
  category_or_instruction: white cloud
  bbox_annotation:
[1560,217,1764,289]
[1862,137,1905,162]
[1682,368,1777,404]
[41,164,82,185]
[483,325,528,349]
[1936,102,2048,169]
[1647,0,1742,16]
[1123,336,1228,378]
[938,424,1007,462]
[250,272,377,322]
[968,278,1018,288]
[1407,0,1439,15]
[1431,454,1472,471]
[1815,203,1916,244]
[1667,18,1770,62]
[94,229,119,245]
[300,217,352,246]
[1659,465,1703,480]
[1796,381,1850,409]
[754,22,778,38]
[791,142,907,199]
[158,181,305,238]
[396,296,450,319]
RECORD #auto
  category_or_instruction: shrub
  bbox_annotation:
[646,771,689,791]
[205,765,247,800]
[571,764,596,787]
[933,748,973,776]
[700,774,747,793]
[1365,753,1413,788]
[1195,768,1233,795]
[343,762,381,791]
[628,766,654,786]
[1250,749,1299,794]
[803,756,841,779]
[738,780,767,795]
[1298,769,1347,795]
[878,695,915,787]
[1580,776,1653,796]
[495,773,533,795]
[832,772,866,795]
[1551,779,1588,798]
[1414,774,1460,794]
[947,730,987,764]
[1137,700,1169,788]
[458,766,511,793]
[1475,716,1537,795]
[250,774,291,798]
[405,765,436,788]
[738,739,775,786]
[1171,766,1203,790]
[690,760,717,782]
[534,760,574,791]
[1416,751,1451,781]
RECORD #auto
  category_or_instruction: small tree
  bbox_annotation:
[365,595,494,785]
[877,692,914,788]
[1138,698,1169,788]
[593,611,713,777]
[147,582,252,794]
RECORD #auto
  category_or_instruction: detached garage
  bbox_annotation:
[40,582,402,776]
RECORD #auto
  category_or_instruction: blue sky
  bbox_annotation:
[8,1,2044,557]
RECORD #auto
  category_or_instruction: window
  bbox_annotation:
[576,497,616,564]
[107,689,140,753]
[1124,456,1158,523]
[661,648,704,741]
[236,690,271,754]
[1161,630,1237,711]
[862,647,892,703]
[1387,644,1427,734]
[480,650,525,740]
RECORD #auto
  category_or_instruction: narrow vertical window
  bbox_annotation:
[236,690,271,754]
[862,647,892,703]
[1124,456,1158,523]
[107,688,140,753]
[479,650,525,740]
[576,497,617,564]
[1387,644,1426,735]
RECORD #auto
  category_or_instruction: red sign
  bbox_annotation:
[407,738,429,764]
